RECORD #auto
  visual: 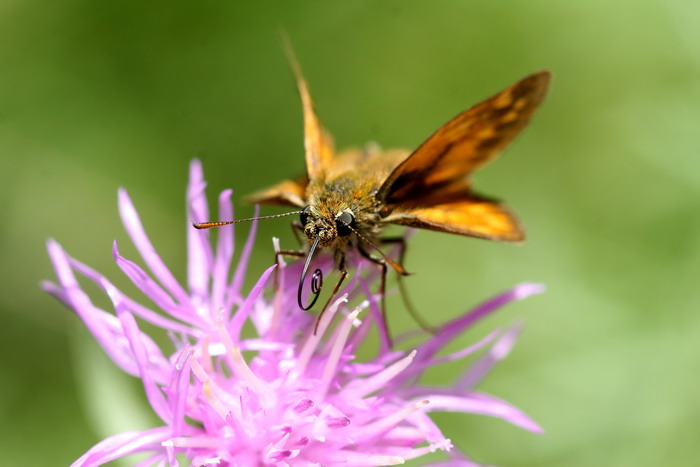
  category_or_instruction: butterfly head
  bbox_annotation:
[300,205,355,248]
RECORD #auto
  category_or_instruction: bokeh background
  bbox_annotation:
[1,1,699,465]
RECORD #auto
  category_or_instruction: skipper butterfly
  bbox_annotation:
[195,53,550,329]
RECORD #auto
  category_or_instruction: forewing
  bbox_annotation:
[383,195,525,243]
[378,71,550,204]
[244,178,308,208]
[284,40,335,180]
[299,77,335,180]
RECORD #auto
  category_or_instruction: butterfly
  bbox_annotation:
[194,54,550,329]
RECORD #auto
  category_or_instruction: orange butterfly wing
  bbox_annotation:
[246,42,337,208]
[245,178,308,208]
[283,39,335,181]
[378,71,551,204]
[383,195,525,242]
[379,71,550,242]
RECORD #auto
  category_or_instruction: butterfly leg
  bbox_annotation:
[290,220,305,246]
[313,252,348,334]
[356,244,393,344]
[273,249,305,288]
[273,221,309,287]
[380,236,438,334]
[274,221,307,269]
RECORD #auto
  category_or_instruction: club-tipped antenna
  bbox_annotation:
[192,210,303,230]
[298,235,323,311]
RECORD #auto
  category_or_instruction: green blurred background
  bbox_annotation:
[1,0,699,465]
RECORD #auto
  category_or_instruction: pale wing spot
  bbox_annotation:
[492,91,514,110]
[500,111,520,124]
[475,127,497,139]
[444,118,476,140]
[513,97,528,110]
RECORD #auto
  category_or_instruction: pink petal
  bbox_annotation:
[133,454,166,467]
[106,283,172,423]
[344,350,417,398]
[393,330,501,388]
[415,283,544,363]
[68,256,194,335]
[228,264,276,341]
[46,241,145,377]
[226,205,259,308]
[72,426,172,467]
[419,393,543,433]
[118,188,191,305]
[211,189,234,318]
[457,323,523,391]
[167,348,192,437]
[113,241,206,329]
[186,159,214,305]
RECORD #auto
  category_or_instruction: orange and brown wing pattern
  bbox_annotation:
[383,195,525,243]
[284,40,335,181]
[298,75,335,180]
[245,178,308,207]
[378,71,550,204]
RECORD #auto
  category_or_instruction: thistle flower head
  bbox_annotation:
[44,160,543,466]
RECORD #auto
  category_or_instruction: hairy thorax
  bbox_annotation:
[304,174,383,250]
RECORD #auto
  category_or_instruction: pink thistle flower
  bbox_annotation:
[44,160,543,466]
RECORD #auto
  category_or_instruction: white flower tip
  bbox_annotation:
[348,308,361,321]
[335,294,349,307]
[161,440,174,447]
[431,438,453,452]
[103,280,119,302]
[383,457,405,465]
[513,282,546,300]
[190,158,202,172]
[117,187,130,207]
[46,238,68,260]
[175,347,193,370]
[117,189,140,227]
[188,160,205,189]
[272,238,286,268]
[489,322,525,359]
[46,239,65,264]
[111,240,120,260]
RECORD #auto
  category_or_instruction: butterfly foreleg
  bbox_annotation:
[274,249,305,288]
[274,221,312,286]
[290,220,305,247]
[313,251,348,334]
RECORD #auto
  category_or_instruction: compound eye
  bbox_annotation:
[335,211,355,236]
[300,205,311,226]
